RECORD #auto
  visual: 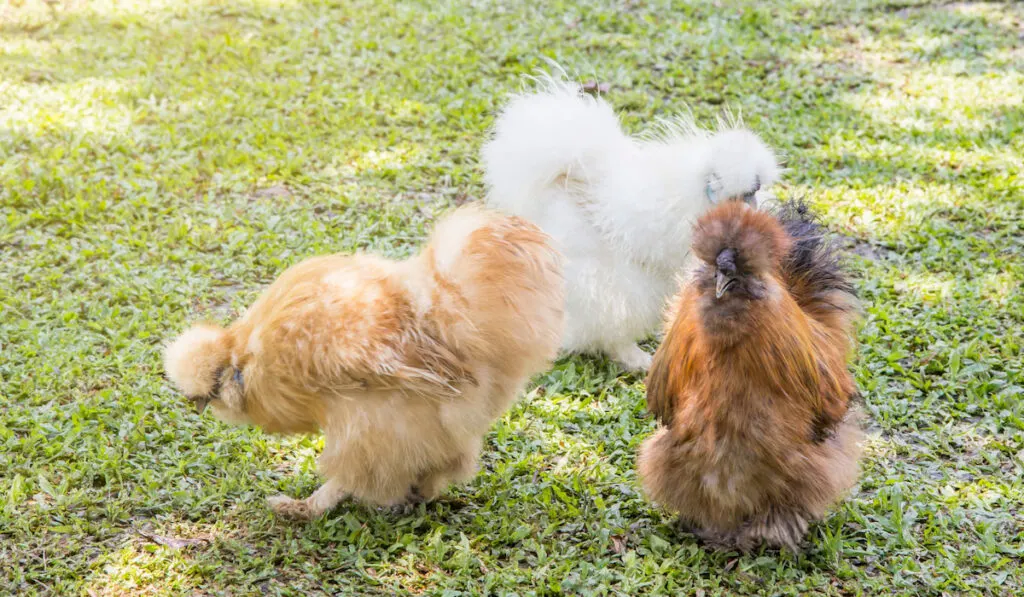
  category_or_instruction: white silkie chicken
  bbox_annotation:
[482,78,781,370]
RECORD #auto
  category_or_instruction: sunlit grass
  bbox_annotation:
[1,0,1022,595]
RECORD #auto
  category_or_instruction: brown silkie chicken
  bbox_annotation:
[163,205,564,519]
[638,199,863,551]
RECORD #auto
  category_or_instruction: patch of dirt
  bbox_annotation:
[252,184,293,201]
[190,282,247,321]
[835,234,897,262]
[137,531,211,550]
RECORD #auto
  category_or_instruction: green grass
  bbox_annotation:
[1,0,1022,594]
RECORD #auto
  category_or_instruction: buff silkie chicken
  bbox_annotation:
[482,76,781,370]
[164,205,564,519]
[638,199,863,551]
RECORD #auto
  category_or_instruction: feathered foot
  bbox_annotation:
[267,495,314,519]
[268,479,348,520]
[678,508,810,552]
[733,507,810,552]
[677,520,745,552]
[386,486,425,515]
[608,343,653,372]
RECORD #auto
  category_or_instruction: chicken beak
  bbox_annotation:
[192,397,210,414]
[715,270,734,299]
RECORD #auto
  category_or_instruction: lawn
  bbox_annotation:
[1,0,1022,594]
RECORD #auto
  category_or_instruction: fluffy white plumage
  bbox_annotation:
[482,77,781,369]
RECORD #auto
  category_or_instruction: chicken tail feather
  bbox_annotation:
[164,323,232,399]
[774,199,859,329]
[481,77,629,217]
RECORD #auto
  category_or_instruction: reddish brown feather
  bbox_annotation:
[639,200,862,551]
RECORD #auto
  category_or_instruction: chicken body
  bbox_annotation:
[639,200,862,550]
[164,206,564,518]
[483,78,780,370]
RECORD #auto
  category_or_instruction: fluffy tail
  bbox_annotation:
[164,324,231,398]
[481,77,630,217]
[774,200,859,335]
[427,205,565,366]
